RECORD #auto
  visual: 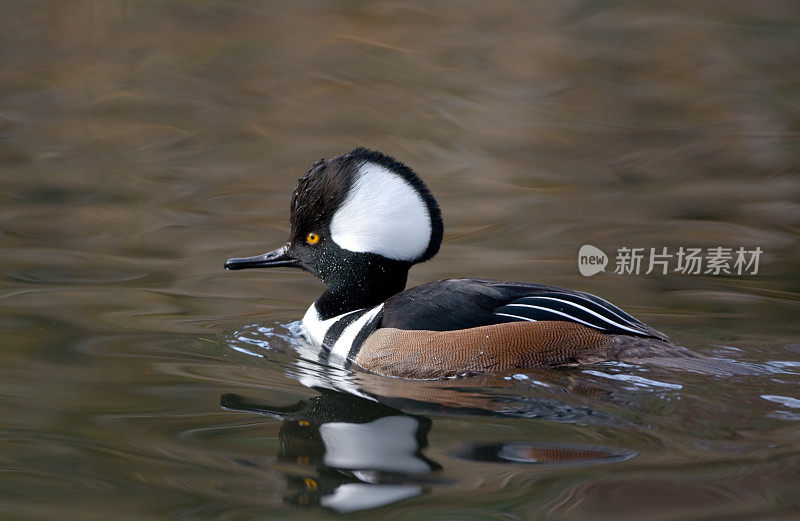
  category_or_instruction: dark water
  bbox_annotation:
[2,2,799,519]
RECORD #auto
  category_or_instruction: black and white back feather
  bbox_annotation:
[380,279,668,341]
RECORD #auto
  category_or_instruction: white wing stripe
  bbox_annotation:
[501,304,604,330]
[509,298,645,335]
[495,312,537,322]
[534,293,641,328]
[520,296,647,334]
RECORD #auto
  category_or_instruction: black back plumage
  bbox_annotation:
[380,279,668,340]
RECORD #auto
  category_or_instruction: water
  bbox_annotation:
[1,1,799,519]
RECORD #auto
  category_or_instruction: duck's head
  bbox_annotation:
[225,148,442,312]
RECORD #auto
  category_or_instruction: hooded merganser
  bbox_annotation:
[225,148,691,379]
[221,391,438,512]
[220,389,632,512]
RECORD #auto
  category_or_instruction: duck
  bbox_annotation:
[221,391,437,512]
[225,148,694,379]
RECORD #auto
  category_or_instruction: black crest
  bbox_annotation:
[289,153,356,243]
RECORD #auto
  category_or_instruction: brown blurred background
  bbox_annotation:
[1,2,799,519]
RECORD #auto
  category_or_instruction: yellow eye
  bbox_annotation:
[305,232,320,245]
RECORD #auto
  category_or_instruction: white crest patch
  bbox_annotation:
[330,162,432,261]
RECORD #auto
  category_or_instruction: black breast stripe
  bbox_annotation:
[318,309,368,365]
[323,309,369,348]
[344,309,384,369]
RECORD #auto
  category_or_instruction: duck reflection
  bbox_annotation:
[220,384,636,513]
[221,390,440,513]
[221,329,643,512]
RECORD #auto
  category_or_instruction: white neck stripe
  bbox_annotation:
[301,302,383,360]
[331,304,384,360]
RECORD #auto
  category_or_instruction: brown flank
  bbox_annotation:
[353,321,669,379]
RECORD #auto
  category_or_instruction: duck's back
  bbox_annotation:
[380,278,667,338]
[353,279,689,378]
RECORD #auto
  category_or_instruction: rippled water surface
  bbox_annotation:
[2,2,799,520]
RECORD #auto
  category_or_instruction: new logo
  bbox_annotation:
[578,245,608,277]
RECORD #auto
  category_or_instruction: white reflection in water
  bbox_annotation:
[761,394,800,409]
[582,370,683,390]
